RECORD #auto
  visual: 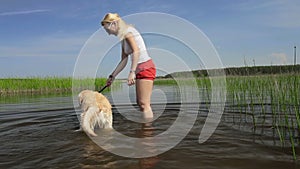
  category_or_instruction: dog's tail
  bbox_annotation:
[81,107,99,137]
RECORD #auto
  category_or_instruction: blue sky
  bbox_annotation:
[0,0,299,78]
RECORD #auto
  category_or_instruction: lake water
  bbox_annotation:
[1,84,299,169]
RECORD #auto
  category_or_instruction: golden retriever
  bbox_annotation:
[78,90,113,136]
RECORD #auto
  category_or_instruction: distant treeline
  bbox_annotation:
[162,64,300,78]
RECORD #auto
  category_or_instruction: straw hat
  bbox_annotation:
[101,13,121,26]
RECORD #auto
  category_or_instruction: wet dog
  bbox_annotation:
[78,90,113,136]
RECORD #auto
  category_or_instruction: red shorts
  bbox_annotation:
[136,59,156,80]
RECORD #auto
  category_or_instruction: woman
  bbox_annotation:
[101,13,156,120]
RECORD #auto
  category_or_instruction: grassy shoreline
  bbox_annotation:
[0,77,108,95]
[1,74,299,94]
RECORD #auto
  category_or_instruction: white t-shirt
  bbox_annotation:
[122,27,151,64]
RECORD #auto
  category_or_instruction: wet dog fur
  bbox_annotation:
[78,90,113,136]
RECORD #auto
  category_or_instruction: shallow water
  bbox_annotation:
[1,85,299,169]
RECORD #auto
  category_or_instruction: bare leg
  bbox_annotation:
[136,79,154,121]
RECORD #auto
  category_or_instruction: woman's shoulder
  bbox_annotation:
[125,26,139,35]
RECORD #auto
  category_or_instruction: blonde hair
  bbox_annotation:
[101,13,120,26]
[101,13,131,40]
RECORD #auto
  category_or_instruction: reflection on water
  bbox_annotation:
[0,85,299,168]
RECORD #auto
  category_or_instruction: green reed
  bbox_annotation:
[0,77,111,95]
[155,77,212,106]
[226,74,300,160]
[155,74,299,159]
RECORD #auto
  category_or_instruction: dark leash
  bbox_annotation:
[98,85,108,93]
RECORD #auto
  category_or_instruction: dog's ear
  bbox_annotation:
[78,93,83,106]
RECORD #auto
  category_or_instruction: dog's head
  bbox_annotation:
[78,90,95,109]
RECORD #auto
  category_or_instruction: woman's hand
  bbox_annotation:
[106,75,114,87]
[127,71,136,86]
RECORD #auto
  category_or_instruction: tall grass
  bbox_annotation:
[155,74,300,159]
[0,77,110,95]
[226,74,300,160]
[155,77,212,106]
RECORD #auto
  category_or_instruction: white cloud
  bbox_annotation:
[270,52,287,65]
[0,9,51,16]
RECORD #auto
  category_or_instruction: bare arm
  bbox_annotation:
[107,32,139,86]
[106,45,128,87]
[125,33,140,73]
[124,33,140,85]
[111,32,140,78]
[110,51,128,78]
